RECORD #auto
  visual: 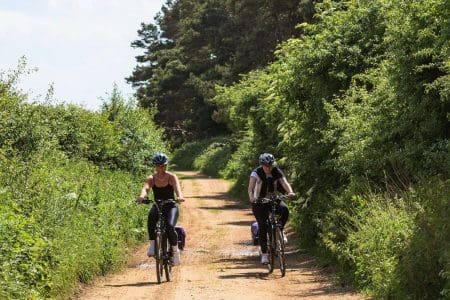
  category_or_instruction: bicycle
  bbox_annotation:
[255,194,287,277]
[141,198,178,284]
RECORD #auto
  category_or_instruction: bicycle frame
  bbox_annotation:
[256,194,287,277]
[153,199,176,284]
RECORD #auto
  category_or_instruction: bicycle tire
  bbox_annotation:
[155,232,163,284]
[163,237,172,282]
[267,227,275,273]
[275,227,286,277]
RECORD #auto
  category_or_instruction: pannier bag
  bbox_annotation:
[175,225,186,250]
[251,222,259,245]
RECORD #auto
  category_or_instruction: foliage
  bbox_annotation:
[100,84,167,172]
[127,0,316,144]
[343,195,415,298]
[0,204,51,299]
[172,136,232,176]
[220,131,258,199]
[192,139,232,177]
[394,177,450,299]
[327,0,450,181]
[212,0,450,297]
[0,67,166,298]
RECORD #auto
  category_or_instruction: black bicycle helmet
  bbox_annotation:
[152,152,169,165]
[259,153,275,166]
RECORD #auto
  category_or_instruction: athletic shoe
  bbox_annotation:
[261,253,269,264]
[172,246,181,266]
[147,240,155,257]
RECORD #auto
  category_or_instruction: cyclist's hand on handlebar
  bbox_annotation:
[287,192,296,198]
[137,196,150,204]
[177,197,185,202]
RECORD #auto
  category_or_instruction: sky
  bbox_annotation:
[0,0,166,111]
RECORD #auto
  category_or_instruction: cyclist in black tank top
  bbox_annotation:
[138,153,185,265]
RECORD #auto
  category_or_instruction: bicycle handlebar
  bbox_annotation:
[140,198,151,204]
[138,197,178,205]
[154,198,177,206]
[254,194,288,204]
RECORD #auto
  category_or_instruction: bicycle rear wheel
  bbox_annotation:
[163,237,172,282]
[275,227,286,277]
[155,232,163,284]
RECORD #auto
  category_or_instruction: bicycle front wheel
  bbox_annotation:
[163,237,172,282]
[267,227,275,273]
[275,227,286,277]
[155,232,163,284]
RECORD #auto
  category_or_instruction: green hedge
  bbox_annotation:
[0,68,167,298]
[211,0,450,297]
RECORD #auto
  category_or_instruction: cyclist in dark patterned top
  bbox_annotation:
[138,153,185,265]
[248,153,295,264]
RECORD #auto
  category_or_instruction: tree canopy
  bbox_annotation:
[127,0,316,145]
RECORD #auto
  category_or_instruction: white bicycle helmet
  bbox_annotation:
[259,153,275,166]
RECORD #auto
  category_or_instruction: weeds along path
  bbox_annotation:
[76,171,364,299]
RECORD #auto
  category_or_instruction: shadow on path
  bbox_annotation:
[104,281,159,287]
[198,204,247,211]
[213,251,361,298]
[190,193,234,201]
[221,220,253,226]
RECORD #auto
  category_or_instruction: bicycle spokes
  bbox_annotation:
[155,232,163,284]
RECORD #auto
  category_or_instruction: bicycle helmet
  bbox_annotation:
[259,153,275,166]
[152,152,169,165]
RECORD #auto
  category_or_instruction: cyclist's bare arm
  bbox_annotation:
[169,173,185,202]
[248,176,257,203]
[279,177,295,197]
[137,176,154,202]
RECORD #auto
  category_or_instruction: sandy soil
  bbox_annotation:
[76,171,364,300]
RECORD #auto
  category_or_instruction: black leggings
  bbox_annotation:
[252,201,289,254]
[147,204,179,247]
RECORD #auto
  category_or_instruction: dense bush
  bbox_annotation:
[193,142,232,177]
[171,139,217,170]
[172,136,232,175]
[212,0,449,297]
[0,67,167,298]
[394,177,450,299]
[100,85,167,172]
[343,196,415,298]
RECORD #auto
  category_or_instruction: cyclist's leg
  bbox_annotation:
[165,205,179,247]
[165,205,180,265]
[252,203,270,253]
[147,204,159,256]
[147,204,159,240]
[277,201,289,229]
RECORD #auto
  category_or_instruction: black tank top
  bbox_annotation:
[152,183,175,200]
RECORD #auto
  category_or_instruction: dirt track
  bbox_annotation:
[76,171,364,299]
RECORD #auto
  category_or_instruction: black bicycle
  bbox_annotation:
[141,198,177,284]
[255,194,287,277]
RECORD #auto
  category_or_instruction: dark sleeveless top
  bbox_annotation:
[152,183,175,200]
[254,166,285,198]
